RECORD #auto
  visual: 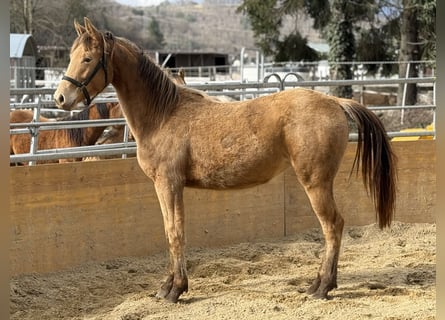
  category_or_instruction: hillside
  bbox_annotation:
[143,1,323,55]
[11,0,322,65]
[109,1,256,58]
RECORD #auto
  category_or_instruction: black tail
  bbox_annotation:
[339,99,397,229]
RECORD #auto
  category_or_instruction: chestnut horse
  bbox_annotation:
[54,18,397,303]
[10,102,120,164]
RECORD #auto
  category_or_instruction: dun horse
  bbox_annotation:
[54,18,397,303]
[10,102,120,164]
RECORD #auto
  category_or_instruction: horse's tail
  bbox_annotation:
[338,98,397,229]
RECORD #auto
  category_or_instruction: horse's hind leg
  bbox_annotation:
[300,179,344,299]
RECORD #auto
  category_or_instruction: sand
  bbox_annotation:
[10,221,435,320]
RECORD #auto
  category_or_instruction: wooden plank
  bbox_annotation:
[10,159,285,275]
[284,140,436,234]
[10,159,166,275]
[183,174,284,247]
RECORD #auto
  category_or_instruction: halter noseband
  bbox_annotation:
[62,33,110,106]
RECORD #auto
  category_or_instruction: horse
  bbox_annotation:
[54,18,397,303]
[10,102,121,165]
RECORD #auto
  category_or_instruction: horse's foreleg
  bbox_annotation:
[154,181,188,303]
[304,184,344,299]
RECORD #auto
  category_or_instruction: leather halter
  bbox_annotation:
[62,37,108,106]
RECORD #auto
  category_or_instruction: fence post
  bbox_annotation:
[28,97,41,166]
[121,124,131,159]
[401,62,410,125]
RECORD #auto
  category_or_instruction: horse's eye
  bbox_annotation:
[83,57,92,63]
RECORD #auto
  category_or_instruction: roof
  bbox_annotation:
[10,33,37,58]
[307,42,329,53]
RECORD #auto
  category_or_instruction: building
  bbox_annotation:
[10,33,38,88]
[153,51,230,78]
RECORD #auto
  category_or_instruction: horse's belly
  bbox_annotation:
[185,151,290,189]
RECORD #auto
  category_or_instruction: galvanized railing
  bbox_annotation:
[10,75,436,165]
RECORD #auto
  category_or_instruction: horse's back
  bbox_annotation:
[10,109,51,123]
[143,88,349,189]
[10,109,34,123]
[9,110,57,162]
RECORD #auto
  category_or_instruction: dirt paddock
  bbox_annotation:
[10,221,435,320]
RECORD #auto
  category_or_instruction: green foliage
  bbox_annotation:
[356,27,397,76]
[237,0,328,60]
[236,0,282,56]
[327,0,363,97]
[274,32,319,62]
[185,14,197,23]
[66,0,89,24]
[132,8,144,16]
[303,0,331,29]
[416,0,436,61]
[328,18,355,97]
[148,17,165,49]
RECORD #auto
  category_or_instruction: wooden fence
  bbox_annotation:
[9,140,436,276]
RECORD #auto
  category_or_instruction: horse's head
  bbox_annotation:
[54,18,114,111]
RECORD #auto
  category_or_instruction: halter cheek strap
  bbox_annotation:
[62,36,109,106]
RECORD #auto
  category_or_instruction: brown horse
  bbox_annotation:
[54,18,397,303]
[10,102,121,164]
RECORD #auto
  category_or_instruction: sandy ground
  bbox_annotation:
[10,221,435,320]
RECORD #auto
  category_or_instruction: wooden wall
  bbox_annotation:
[9,141,436,276]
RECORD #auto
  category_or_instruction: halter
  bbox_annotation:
[62,34,110,106]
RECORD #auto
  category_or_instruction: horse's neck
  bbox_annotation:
[82,108,109,145]
[82,127,105,145]
[110,40,178,138]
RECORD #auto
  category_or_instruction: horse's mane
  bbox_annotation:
[115,36,180,125]
[137,52,180,124]
[59,103,109,146]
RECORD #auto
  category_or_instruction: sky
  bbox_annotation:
[114,0,166,6]
[114,0,203,6]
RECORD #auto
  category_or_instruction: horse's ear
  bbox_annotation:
[178,68,185,79]
[74,19,86,36]
[104,31,113,40]
[84,17,101,39]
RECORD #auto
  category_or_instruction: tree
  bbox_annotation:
[237,0,326,63]
[10,0,89,47]
[237,0,374,97]
[10,0,45,34]
[327,0,356,98]
[238,0,436,100]
[275,32,319,62]
[357,27,396,76]
[417,0,436,62]
[397,0,419,105]
[395,0,435,105]
[236,0,282,57]
[148,17,165,49]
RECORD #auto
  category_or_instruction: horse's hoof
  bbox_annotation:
[155,287,182,303]
[306,279,320,295]
[311,291,331,300]
[165,292,180,303]
[156,275,174,299]
[155,291,168,300]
